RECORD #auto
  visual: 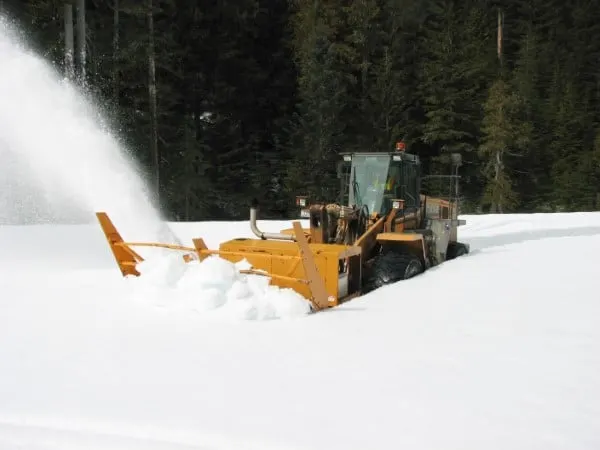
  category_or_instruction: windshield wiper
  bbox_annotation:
[352,171,362,208]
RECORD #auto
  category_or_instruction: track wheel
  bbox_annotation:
[446,242,469,260]
[363,251,424,293]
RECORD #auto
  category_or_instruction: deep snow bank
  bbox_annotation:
[1,213,600,450]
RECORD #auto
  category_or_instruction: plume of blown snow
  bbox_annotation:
[0,15,175,245]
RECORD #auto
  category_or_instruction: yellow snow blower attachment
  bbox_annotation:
[96,210,363,311]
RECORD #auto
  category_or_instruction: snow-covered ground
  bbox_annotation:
[1,212,599,450]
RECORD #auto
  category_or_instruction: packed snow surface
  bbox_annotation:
[1,212,600,450]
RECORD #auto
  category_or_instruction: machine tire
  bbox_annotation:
[363,251,424,293]
[446,242,469,260]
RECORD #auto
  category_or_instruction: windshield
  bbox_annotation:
[349,154,391,214]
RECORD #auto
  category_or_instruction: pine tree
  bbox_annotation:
[417,0,495,205]
[10,0,600,217]
[479,78,531,212]
[286,0,348,203]
[340,0,381,148]
[367,0,426,151]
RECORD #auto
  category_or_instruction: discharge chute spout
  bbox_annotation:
[250,200,295,241]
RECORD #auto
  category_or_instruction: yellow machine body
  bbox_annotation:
[96,148,468,311]
[216,237,362,305]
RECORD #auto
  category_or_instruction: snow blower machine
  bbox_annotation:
[96,143,469,311]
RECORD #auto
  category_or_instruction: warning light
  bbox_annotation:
[395,141,406,151]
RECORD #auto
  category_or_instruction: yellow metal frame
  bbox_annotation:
[96,212,356,311]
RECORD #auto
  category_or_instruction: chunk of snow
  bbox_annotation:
[134,253,311,320]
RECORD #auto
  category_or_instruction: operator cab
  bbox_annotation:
[338,146,420,216]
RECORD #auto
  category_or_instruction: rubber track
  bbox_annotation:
[363,251,423,293]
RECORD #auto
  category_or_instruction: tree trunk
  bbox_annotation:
[184,111,194,221]
[64,3,75,81]
[147,0,160,201]
[76,0,86,84]
[497,8,503,66]
[493,149,503,213]
[112,0,119,104]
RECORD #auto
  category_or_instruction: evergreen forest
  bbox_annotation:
[2,0,600,220]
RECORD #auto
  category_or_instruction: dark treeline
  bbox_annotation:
[2,0,600,219]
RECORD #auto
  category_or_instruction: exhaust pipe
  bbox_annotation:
[250,202,295,241]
